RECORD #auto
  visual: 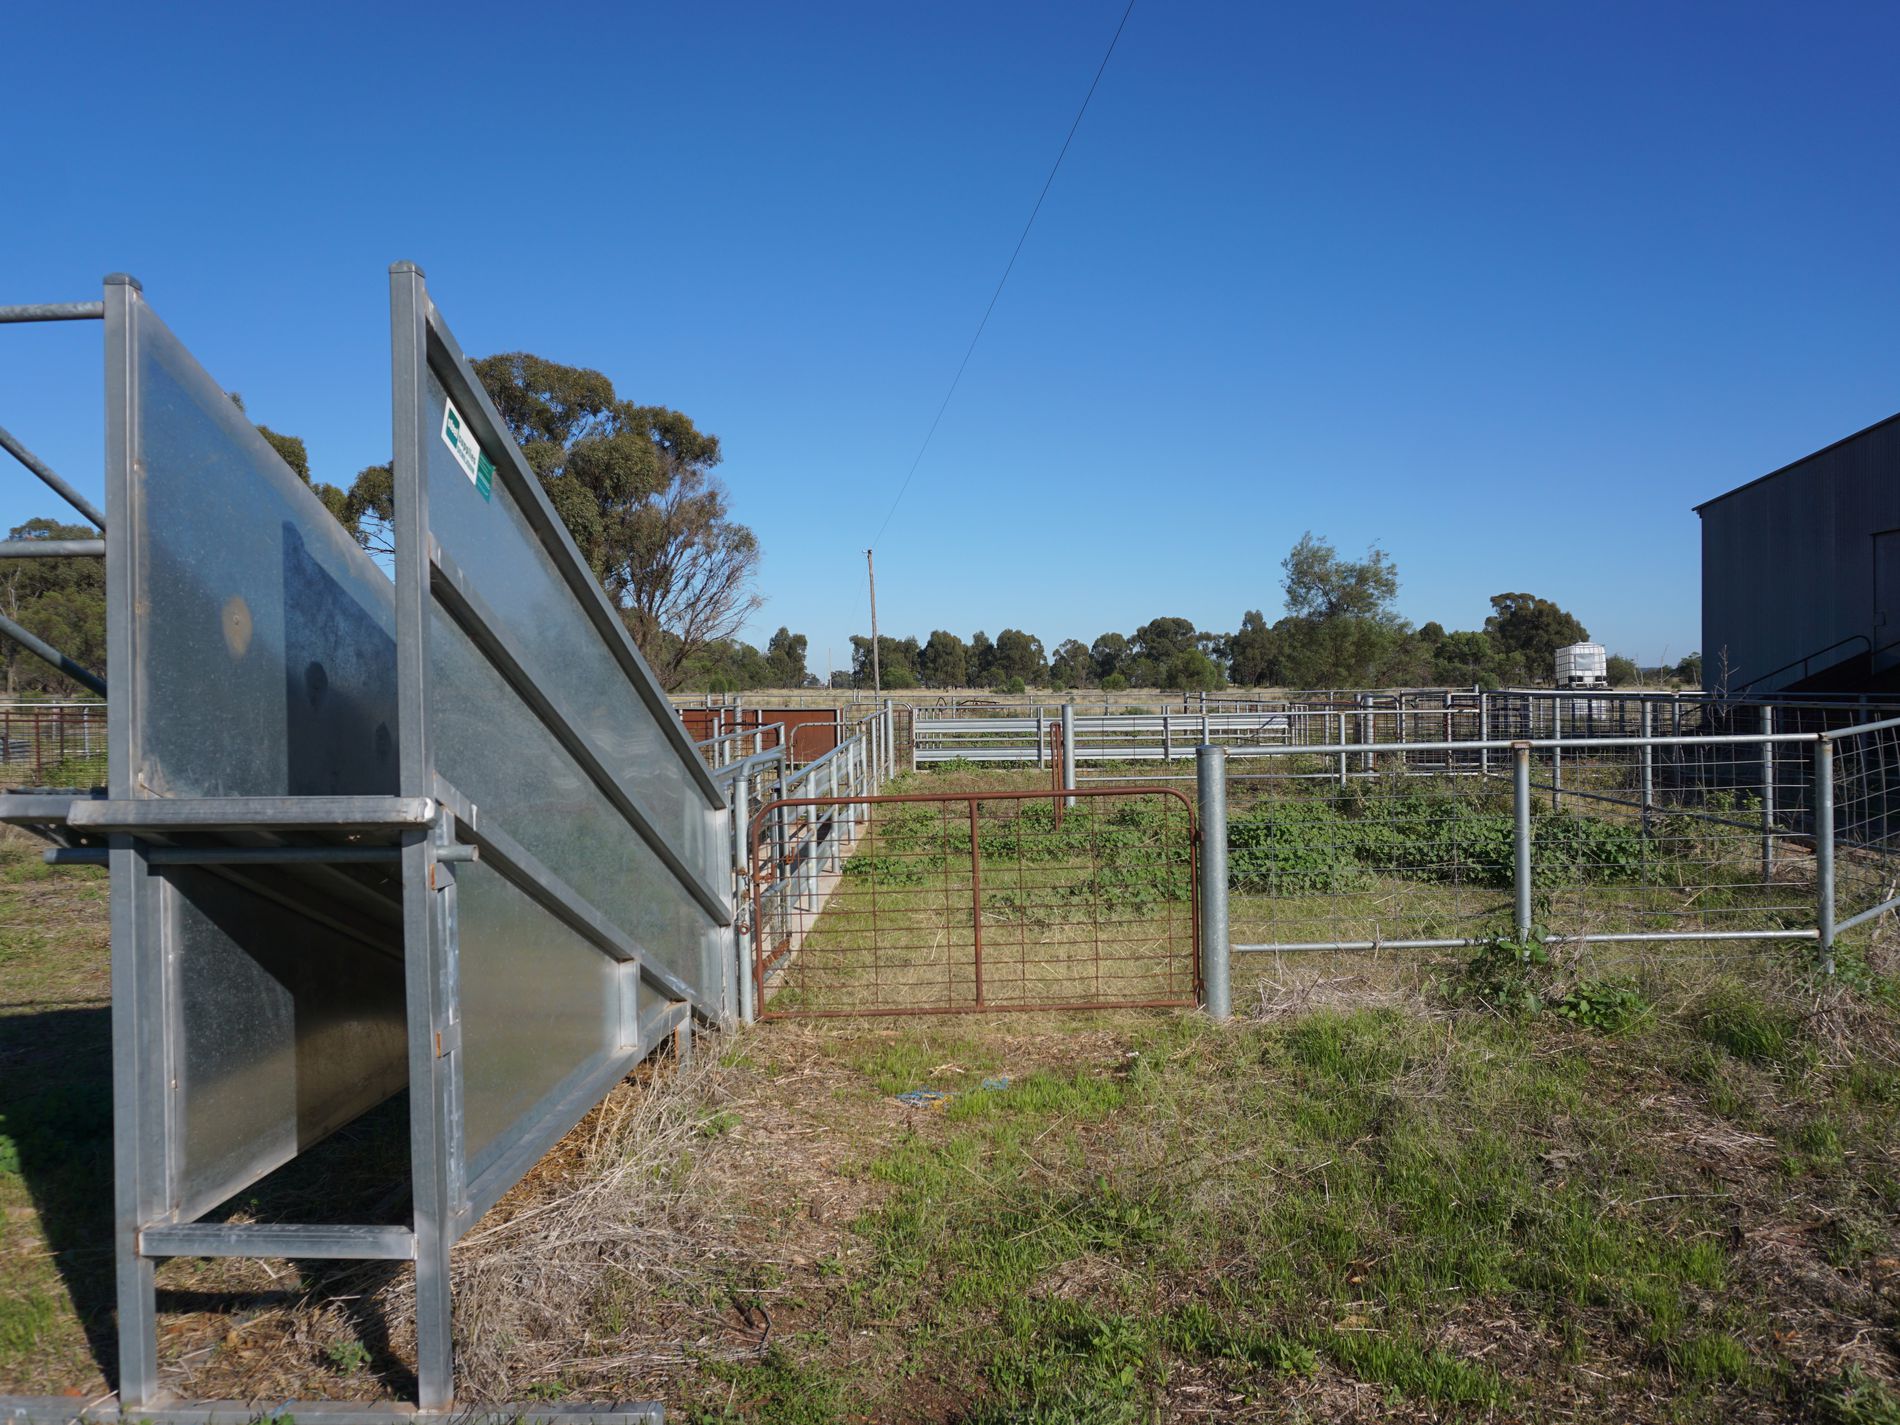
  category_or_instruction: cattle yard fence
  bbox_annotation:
[1191,715,1900,1013]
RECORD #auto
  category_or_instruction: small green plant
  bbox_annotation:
[324,1339,370,1375]
[842,852,933,886]
[1818,1366,1900,1424]
[1454,932,1551,1015]
[698,1110,740,1138]
[1553,977,1650,1033]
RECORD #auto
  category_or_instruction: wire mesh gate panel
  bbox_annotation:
[749,788,1198,1016]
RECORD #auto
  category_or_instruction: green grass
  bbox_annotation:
[713,991,1896,1421]
[0,825,111,1392]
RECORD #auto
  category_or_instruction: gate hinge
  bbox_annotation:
[434,1018,461,1058]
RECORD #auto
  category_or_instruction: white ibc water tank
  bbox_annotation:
[1554,642,1608,688]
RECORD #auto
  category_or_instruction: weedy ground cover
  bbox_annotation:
[5,777,1900,1421]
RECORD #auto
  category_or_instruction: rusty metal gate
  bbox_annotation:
[747,787,1198,1016]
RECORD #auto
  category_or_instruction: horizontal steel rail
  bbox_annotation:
[1232,928,1821,955]
[70,795,437,832]
[0,538,104,558]
[141,1223,417,1261]
[0,301,104,322]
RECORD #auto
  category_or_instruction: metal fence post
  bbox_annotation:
[1061,702,1076,808]
[1513,743,1533,942]
[1480,693,1491,777]
[1640,701,1654,819]
[1816,736,1835,976]
[825,758,838,873]
[1036,709,1046,770]
[732,774,754,1024]
[1552,741,1563,811]
[1336,711,1347,788]
[1197,744,1231,1021]
[1361,699,1374,774]
[1163,712,1172,763]
[848,738,861,842]
[1761,705,1776,883]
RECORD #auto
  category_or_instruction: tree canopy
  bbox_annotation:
[0,519,105,696]
[834,537,1634,694]
[462,354,761,689]
[1484,593,1589,684]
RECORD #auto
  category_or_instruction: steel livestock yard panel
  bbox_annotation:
[102,278,415,1397]
[393,263,727,1413]
[0,273,711,1424]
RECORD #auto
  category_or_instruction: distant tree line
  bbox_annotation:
[828,534,1698,693]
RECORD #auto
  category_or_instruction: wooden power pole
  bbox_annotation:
[866,547,882,696]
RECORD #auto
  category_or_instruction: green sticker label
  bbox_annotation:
[440,397,493,502]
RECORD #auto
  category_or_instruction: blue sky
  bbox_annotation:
[6,1,1899,676]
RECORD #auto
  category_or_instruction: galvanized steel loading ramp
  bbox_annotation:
[0,268,737,1423]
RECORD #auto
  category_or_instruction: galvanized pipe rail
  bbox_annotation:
[1193,722,1900,1015]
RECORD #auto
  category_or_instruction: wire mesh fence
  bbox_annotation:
[748,787,1198,1016]
[0,701,106,789]
[1218,727,1871,970]
[1832,720,1900,935]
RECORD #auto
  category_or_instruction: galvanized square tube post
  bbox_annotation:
[389,262,458,1412]
[1640,702,1654,817]
[1816,735,1835,976]
[102,274,163,1409]
[729,791,753,1030]
[1513,743,1533,941]
[1761,706,1776,882]
[1197,744,1230,1021]
[826,757,839,872]
[1061,702,1077,808]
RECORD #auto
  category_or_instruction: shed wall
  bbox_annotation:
[1699,414,1900,694]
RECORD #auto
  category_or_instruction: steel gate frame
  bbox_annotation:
[746,786,1200,1018]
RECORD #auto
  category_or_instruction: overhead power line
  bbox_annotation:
[869,0,1137,549]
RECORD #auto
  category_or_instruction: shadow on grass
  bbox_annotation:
[1,997,419,1399]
